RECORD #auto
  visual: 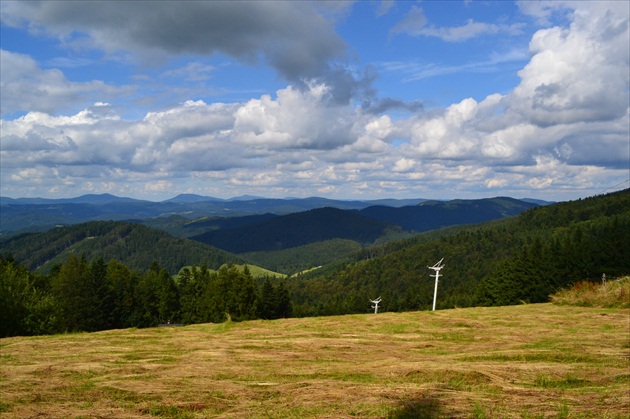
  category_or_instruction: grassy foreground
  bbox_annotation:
[1,304,628,418]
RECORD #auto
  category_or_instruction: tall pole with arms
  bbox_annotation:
[428,258,444,311]
[370,297,382,314]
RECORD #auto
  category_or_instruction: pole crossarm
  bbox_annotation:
[428,258,444,271]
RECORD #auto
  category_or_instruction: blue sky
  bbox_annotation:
[1,1,628,201]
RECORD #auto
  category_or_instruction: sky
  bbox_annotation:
[0,1,628,202]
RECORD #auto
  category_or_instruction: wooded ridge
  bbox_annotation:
[0,221,244,275]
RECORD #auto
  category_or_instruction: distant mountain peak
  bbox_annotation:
[163,194,224,203]
[227,195,266,201]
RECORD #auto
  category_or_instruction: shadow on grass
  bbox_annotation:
[388,396,444,419]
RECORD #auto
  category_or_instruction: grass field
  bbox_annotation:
[176,264,287,281]
[1,303,628,418]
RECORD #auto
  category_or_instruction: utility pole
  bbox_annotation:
[428,258,444,311]
[370,297,382,314]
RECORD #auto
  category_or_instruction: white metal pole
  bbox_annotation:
[432,270,439,311]
[428,258,443,312]
[370,297,381,314]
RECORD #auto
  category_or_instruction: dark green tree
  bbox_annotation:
[229,266,258,321]
[85,257,111,331]
[105,260,137,329]
[274,280,293,318]
[258,278,277,319]
[134,264,162,327]
[50,254,93,332]
[180,265,212,324]
[157,268,180,323]
[0,256,34,337]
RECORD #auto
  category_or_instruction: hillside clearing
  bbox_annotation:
[176,264,287,281]
[1,304,628,418]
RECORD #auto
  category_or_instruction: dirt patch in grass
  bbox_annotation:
[1,304,628,418]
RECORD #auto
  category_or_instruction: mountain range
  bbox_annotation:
[0,193,426,206]
[0,193,548,235]
[0,193,544,276]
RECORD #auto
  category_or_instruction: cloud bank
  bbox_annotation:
[0,0,368,106]
[1,1,346,79]
[0,1,628,200]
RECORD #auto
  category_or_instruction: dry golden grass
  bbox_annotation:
[1,304,629,418]
[551,276,630,308]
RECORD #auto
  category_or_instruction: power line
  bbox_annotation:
[598,178,630,195]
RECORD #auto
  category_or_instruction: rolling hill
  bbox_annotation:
[0,195,545,276]
[0,221,244,275]
[0,194,381,233]
[174,196,538,240]
[358,196,538,232]
[191,207,398,253]
[0,193,144,205]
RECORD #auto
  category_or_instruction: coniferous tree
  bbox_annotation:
[86,257,111,331]
[230,266,259,321]
[105,260,137,329]
[258,278,277,319]
[204,267,230,322]
[272,280,292,318]
[182,265,212,324]
[179,267,196,323]
[0,256,34,337]
[134,263,162,327]
[157,268,180,323]
[51,254,111,332]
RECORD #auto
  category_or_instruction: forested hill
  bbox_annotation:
[0,221,244,275]
[191,207,397,253]
[288,189,630,316]
[358,196,538,232]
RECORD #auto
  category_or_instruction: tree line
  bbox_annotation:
[0,254,291,337]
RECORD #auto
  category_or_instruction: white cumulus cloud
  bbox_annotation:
[0,49,128,116]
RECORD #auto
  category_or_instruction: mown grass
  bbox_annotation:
[1,303,628,418]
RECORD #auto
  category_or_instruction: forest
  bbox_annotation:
[1,189,628,337]
[0,256,291,337]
